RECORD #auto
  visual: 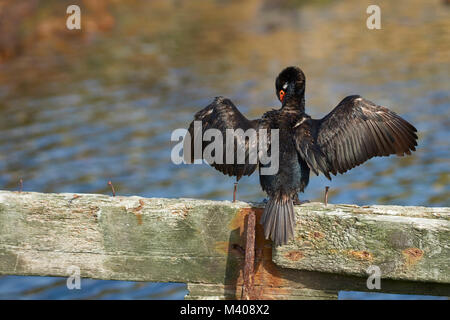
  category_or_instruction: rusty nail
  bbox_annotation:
[233,182,238,203]
[108,181,116,197]
[325,186,330,206]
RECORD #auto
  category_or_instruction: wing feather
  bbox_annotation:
[294,95,418,177]
[185,96,260,180]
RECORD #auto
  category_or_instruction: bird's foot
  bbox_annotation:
[292,194,310,205]
[294,199,310,205]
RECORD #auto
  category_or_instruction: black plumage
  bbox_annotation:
[185,66,418,246]
[185,96,260,180]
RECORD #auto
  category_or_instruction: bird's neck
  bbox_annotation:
[281,93,305,113]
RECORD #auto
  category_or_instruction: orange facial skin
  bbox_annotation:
[279,90,285,102]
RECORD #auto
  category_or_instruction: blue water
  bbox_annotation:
[0,276,187,300]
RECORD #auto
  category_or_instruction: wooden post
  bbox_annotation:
[242,211,255,300]
[0,190,448,299]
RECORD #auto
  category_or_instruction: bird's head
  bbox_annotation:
[275,66,306,104]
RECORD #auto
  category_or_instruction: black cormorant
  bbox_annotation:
[185,66,418,246]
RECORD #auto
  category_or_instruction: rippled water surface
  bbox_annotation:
[0,0,448,299]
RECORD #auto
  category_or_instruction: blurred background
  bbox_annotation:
[0,0,448,299]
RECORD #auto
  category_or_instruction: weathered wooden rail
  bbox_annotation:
[0,190,448,299]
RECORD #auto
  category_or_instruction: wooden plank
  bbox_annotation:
[273,203,450,283]
[0,190,449,299]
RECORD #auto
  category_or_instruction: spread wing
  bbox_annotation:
[294,95,418,179]
[184,96,260,180]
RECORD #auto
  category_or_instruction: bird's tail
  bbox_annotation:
[260,194,295,246]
